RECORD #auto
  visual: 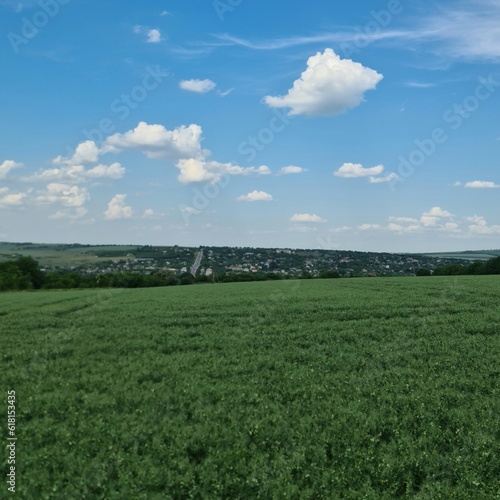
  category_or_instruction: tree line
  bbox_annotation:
[1,256,499,291]
[417,256,500,276]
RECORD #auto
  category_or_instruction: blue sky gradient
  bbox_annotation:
[1,0,499,251]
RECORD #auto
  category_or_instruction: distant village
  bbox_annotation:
[39,245,472,279]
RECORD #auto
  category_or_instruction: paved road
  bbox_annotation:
[190,249,203,276]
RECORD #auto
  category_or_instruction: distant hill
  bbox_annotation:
[0,241,487,278]
[421,250,500,261]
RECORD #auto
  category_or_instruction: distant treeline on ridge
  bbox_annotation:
[0,256,500,291]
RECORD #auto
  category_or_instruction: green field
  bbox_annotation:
[423,251,500,261]
[1,277,500,498]
[0,243,137,267]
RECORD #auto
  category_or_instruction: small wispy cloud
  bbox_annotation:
[290,213,326,223]
[213,31,409,51]
[278,166,307,175]
[404,82,436,88]
[237,191,273,202]
[179,79,216,93]
[211,1,500,63]
[133,26,164,44]
[217,88,234,97]
[334,163,384,178]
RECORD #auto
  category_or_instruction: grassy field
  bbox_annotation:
[1,277,500,498]
[0,242,137,267]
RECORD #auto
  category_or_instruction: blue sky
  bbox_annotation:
[1,0,499,252]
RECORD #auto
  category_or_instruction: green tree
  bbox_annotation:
[320,270,341,279]
[416,268,432,276]
[484,256,500,275]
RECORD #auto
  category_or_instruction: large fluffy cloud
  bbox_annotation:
[103,121,204,160]
[53,141,100,166]
[104,194,133,220]
[36,183,89,208]
[264,49,383,116]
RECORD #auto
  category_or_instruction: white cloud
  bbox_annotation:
[53,141,100,166]
[264,49,383,116]
[466,215,500,234]
[334,163,384,178]
[278,165,307,175]
[134,26,164,44]
[160,10,170,16]
[0,191,27,207]
[85,163,125,180]
[369,173,399,184]
[0,160,23,180]
[404,82,436,89]
[37,183,89,208]
[358,224,382,231]
[103,121,204,160]
[388,216,419,224]
[443,222,461,233]
[290,213,325,223]
[179,79,217,93]
[147,29,163,43]
[253,165,272,175]
[420,216,439,227]
[217,88,234,97]
[176,159,271,184]
[288,225,318,233]
[387,223,422,233]
[419,0,500,61]
[215,32,404,51]
[464,180,500,188]
[237,191,273,202]
[104,194,133,220]
[25,162,125,183]
[142,209,164,219]
[422,207,454,218]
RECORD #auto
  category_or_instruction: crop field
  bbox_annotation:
[1,277,500,498]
